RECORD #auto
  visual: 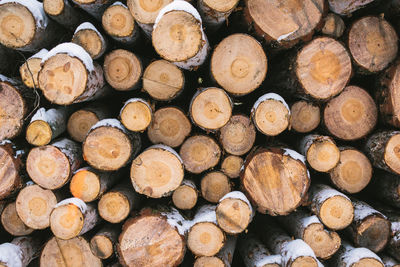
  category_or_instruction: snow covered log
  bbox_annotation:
[241,147,310,215]
[259,217,320,267]
[70,167,120,203]
[131,145,184,198]
[0,0,60,52]
[346,199,391,253]
[120,98,152,132]
[309,184,354,230]
[104,49,142,91]
[98,182,141,224]
[147,106,192,148]
[187,205,225,257]
[329,147,372,194]
[19,48,47,89]
[298,134,340,173]
[50,198,100,240]
[26,138,82,190]
[365,131,400,175]
[117,207,187,267]
[152,0,210,70]
[38,42,109,105]
[180,135,221,174]
[72,22,107,59]
[200,171,232,203]
[277,209,341,259]
[329,241,384,267]
[40,236,102,267]
[190,87,233,131]
[244,0,325,48]
[83,119,141,171]
[0,236,42,267]
[25,107,68,147]
[102,2,140,45]
[172,179,198,210]
[251,93,290,136]
[215,191,253,234]
[238,234,282,267]
[211,33,267,96]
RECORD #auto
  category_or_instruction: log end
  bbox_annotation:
[188,222,225,257]
[50,204,84,240]
[26,120,53,147]
[319,195,354,230]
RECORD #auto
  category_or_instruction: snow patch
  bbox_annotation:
[312,184,350,204]
[75,22,102,38]
[283,148,306,164]
[111,1,126,7]
[181,179,196,189]
[31,48,48,59]
[155,0,201,26]
[161,208,188,235]
[277,29,297,42]
[191,205,217,226]
[42,42,94,72]
[0,0,48,28]
[55,197,87,213]
[0,243,22,267]
[342,246,382,267]
[91,118,125,131]
[352,200,384,222]
[219,191,253,217]
[252,93,290,113]
[282,239,316,264]
[0,74,17,85]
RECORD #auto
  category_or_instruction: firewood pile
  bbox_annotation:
[1,0,400,266]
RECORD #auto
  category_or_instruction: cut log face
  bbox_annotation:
[300,134,340,172]
[19,49,47,89]
[0,142,22,200]
[194,257,224,267]
[221,155,243,179]
[16,184,58,229]
[40,236,102,267]
[27,139,81,190]
[0,2,36,49]
[143,60,184,101]
[216,191,253,234]
[309,184,354,230]
[90,226,118,260]
[0,81,28,141]
[83,120,136,171]
[50,199,99,240]
[104,49,142,91]
[43,0,65,16]
[296,37,352,100]
[72,23,107,60]
[102,3,138,44]
[211,34,267,96]
[190,87,232,131]
[219,115,256,156]
[131,145,184,198]
[348,16,398,73]
[67,110,100,143]
[120,98,152,132]
[290,101,320,133]
[127,0,173,35]
[245,0,325,47]
[324,86,377,140]
[252,93,290,136]
[147,107,191,148]
[241,148,310,215]
[378,59,400,128]
[180,135,221,174]
[1,202,34,236]
[198,0,239,30]
[172,180,198,210]
[201,171,232,203]
[329,148,372,194]
[118,211,186,267]
[188,222,225,256]
[322,13,345,38]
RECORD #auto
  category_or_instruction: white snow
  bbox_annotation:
[282,239,316,264]
[111,1,126,7]
[154,0,202,26]
[160,208,188,235]
[352,200,385,222]
[181,179,196,189]
[392,221,400,243]
[252,93,290,113]
[42,42,94,72]
[120,98,152,117]
[0,0,48,28]
[0,243,22,267]
[0,140,12,146]
[342,246,382,267]
[312,184,350,204]
[148,144,183,165]
[91,118,125,131]
[55,197,87,213]
[277,29,298,42]
[300,214,321,228]
[30,48,48,59]
[191,205,218,225]
[283,148,306,164]
[25,180,34,186]
[0,74,17,84]
[30,107,66,129]
[75,22,103,38]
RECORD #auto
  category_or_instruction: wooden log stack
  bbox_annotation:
[1,0,400,266]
